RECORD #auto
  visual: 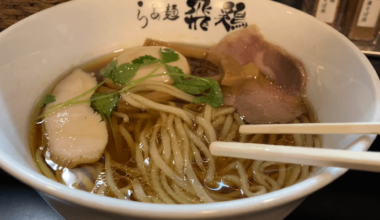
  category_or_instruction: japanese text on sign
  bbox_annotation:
[136,0,248,32]
[315,0,339,24]
[357,0,380,28]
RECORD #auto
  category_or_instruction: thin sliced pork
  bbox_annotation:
[213,25,307,124]
[223,76,304,124]
[212,25,306,95]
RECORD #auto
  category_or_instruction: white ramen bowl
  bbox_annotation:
[1,0,380,219]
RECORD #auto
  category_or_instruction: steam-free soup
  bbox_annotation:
[29,26,321,203]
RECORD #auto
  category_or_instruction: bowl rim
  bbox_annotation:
[1,0,380,219]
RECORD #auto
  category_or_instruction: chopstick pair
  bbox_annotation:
[210,123,380,172]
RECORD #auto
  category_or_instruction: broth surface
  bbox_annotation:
[30,38,321,203]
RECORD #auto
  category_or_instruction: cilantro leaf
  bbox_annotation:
[111,63,140,85]
[166,64,210,95]
[91,93,119,118]
[165,64,185,83]
[132,55,160,66]
[91,93,119,145]
[193,79,223,108]
[41,94,56,107]
[166,64,223,108]
[160,48,179,63]
[100,59,139,85]
[37,47,223,121]
[174,79,210,95]
[99,59,118,77]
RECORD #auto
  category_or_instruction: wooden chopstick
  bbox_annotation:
[239,123,380,134]
[210,142,380,172]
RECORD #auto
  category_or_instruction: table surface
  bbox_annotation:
[1,56,380,219]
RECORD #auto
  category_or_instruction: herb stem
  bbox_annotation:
[147,63,164,77]
[108,116,117,146]
[37,71,213,120]
[49,79,107,109]
[37,49,222,121]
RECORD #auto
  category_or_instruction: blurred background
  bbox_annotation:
[278,0,380,54]
[0,0,380,219]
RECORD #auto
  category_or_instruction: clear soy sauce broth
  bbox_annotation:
[29,45,321,203]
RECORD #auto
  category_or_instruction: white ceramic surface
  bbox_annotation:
[0,0,380,219]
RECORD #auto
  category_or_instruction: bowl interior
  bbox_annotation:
[0,0,379,218]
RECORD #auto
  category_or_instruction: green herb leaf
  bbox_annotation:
[166,64,223,108]
[91,93,119,118]
[174,80,210,95]
[132,55,160,66]
[36,47,222,121]
[165,64,185,83]
[160,48,179,63]
[91,93,119,145]
[111,63,140,85]
[166,63,210,95]
[193,79,223,108]
[41,94,56,107]
[99,59,118,77]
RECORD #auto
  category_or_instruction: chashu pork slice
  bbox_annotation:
[44,69,108,168]
[212,25,307,124]
[212,25,306,95]
[223,75,304,124]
